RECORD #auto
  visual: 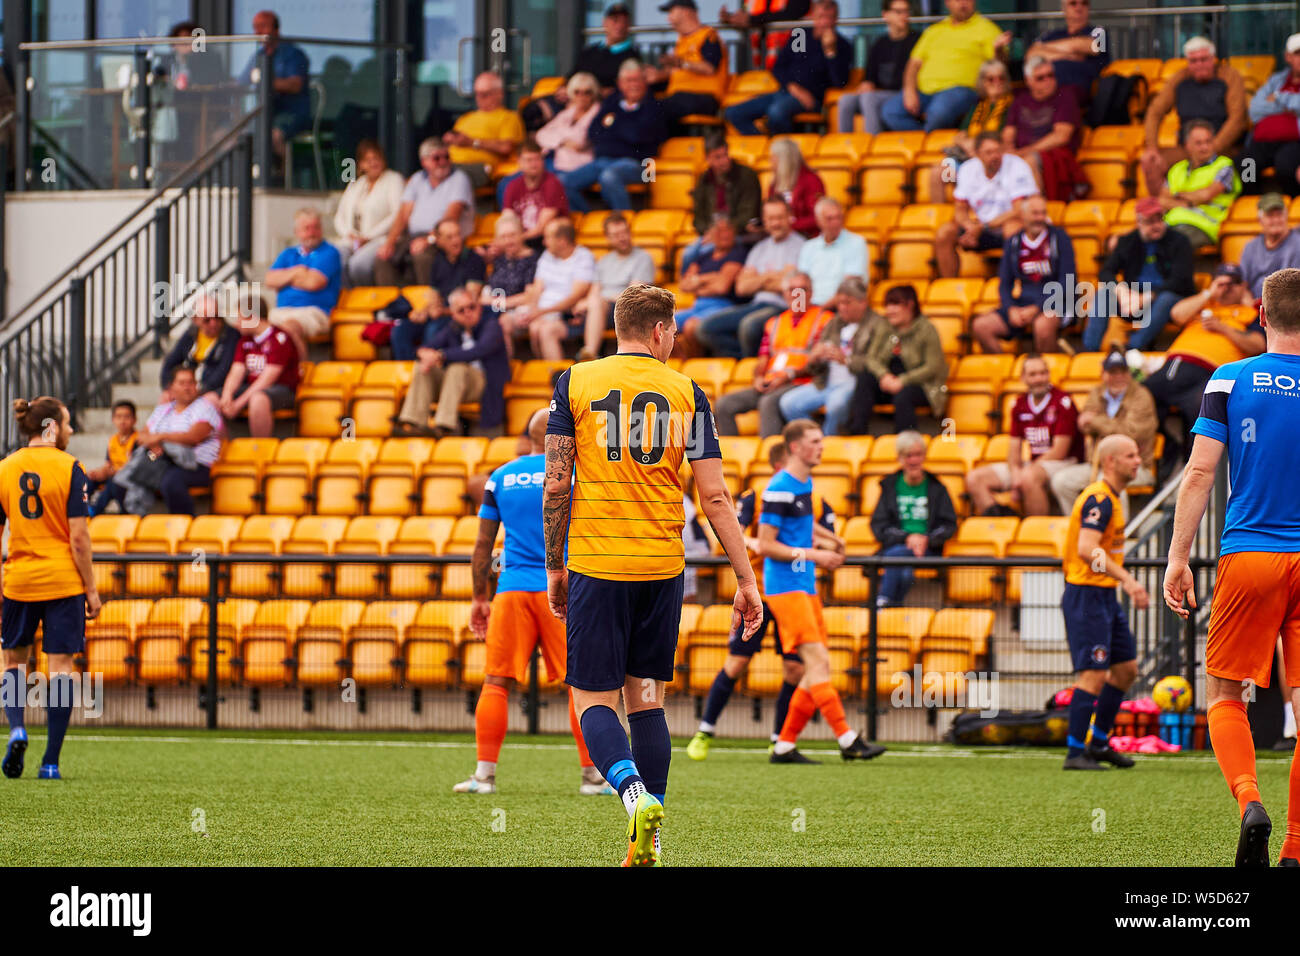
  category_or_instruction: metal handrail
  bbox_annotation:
[19,34,413,52]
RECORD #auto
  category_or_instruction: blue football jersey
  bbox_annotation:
[478,453,548,593]
[759,469,817,596]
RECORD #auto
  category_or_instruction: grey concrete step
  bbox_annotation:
[79,407,114,432]
[67,434,109,466]
[111,382,163,408]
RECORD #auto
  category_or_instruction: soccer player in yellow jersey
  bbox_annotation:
[544,283,763,867]
[0,397,102,780]
[1060,434,1150,772]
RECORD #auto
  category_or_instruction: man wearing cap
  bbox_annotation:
[1240,34,1300,198]
[1239,194,1300,298]
[1170,264,1256,330]
[1049,349,1157,514]
[574,5,642,93]
[644,0,728,130]
[1081,196,1196,352]
[1157,119,1241,250]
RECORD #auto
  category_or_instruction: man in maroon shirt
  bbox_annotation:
[219,295,301,437]
[1003,55,1085,201]
[964,354,1083,515]
[501,140,569,248]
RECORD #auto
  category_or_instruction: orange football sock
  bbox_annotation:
[809,681,851,738]
[568,690,593,768]
[778,687,816,744]
[1208,699,1261,815]
[475,683,509,764]
[1283,740,1300,862]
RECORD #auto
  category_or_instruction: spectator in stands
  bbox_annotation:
[724,0,851,136]
[881,0,1012,133]
[394,219,488,361]
[263,208,341,361]
[715,272,833,436]
[1025,0,1110,108]
[331,140,406,287]
[219,295,300,438]
[777,276,876,435]
[160,294,240,405]
[695,197,806,358]
[848,283,947,434]
[573,4,640,93]
[928,59,1014,203]
[767,137,825,239]
[643,0,728,131]
[1240,193,1300,297]
[376,139,475,286]
[573,212,656,361]
[1170,264,1255,328]
[86,401,138,516]
[1140,37,1248,197]
[675,216,748,351]
[1049,348,1157,514]
[796,196,868,306]
[395,288,508,439]
[505,217,596,360]
[102,367,224,516]
[479,212,539,313]
[1003,55,1086,201]
[443,71,523,189]
[683,133,762,270]
[1082,197,1197,352]
[837,0,919,134]
[1144,279,1265,462]
[1241,35,1300,198]
[240,10,309,164]
[869,429,958,608]
[965,354,1083,517]
[970,195,1076,353]
[934,132,1036,279]
[1157,119,1241,250]
[719,0,811,70]
[501,139,569,248]
[560,60,669,214]
[532,72,600,177]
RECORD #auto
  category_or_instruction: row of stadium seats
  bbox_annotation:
[59,598,992,693]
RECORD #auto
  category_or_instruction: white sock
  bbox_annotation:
[476,760,496,780]
[1285,702,1296,739]
[837,730,859,749]
[620,778,646,817]
[769,732,779,743]
[773,739,795,755]
[698,721,715,734]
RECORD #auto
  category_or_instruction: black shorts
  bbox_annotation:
[992,303,1072,338]
[2,595,86,655]
[973,227,1005,252]
[235,382,296,410]
[564,571,684,691]
[1062,582,1136,672]
[726,601,798,661]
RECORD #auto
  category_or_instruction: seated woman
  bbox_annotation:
[767,137,825,239]
[497,72,601,207]
[478,212,540,314]
[332,140,406,286]
[848,283,948,434]
[927,60,1013,204]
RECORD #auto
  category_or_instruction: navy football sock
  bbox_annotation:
[628,708,671,804]
[2,667,24,733]
[43,674,74,766]
[1067,688,1098,758]
[579,705,644,812]
[701,671,736,728]
[1092,683,1126,745]
[774,681,798,739]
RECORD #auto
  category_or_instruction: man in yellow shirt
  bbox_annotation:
[881,0,1010,132]
[443,71,524,189]
[644,0,728,130]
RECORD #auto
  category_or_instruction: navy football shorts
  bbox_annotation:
[565,571,684,691]
[726,601,798,660]
[1061,582,1135,672]
[1,595,86,655]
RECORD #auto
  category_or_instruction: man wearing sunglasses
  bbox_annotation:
[375,139,475,287]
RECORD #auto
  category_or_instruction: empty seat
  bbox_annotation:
[313,438,382,515]
[123,514,193,595]
[281,516,350,598]
[227,516,298,598]
[333,516,403,599]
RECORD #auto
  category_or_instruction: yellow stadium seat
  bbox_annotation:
[680,358,736,401]
[226,515,296,598]
[481,435,527,474]
[831,516,877,600]
[1063,199,1120,241]
[845,204,899,243]
[943,393,996,436]
[405,602,472,687]
[347,362,414,436]
[925,278,985,316]
[504,360,572,400]
[1077,149,1131,200]
[887,240,935,280]
[347,601,421,685]
[311,438,382,515]
[816,132,872,166]
[878,606,936,655]
[135,598,204,684]
[175,515,244,596]
[945,516,1019,603]
[123,514,192,596]
[1005,515,1069,602]
[858,158,908,206]
[687,641,730,695]
[806,165,854,207]
[925,435,987,475]
[260,438,332,515]
[870,130,924,160]
[649,170,695,211]
[864,635,912,697]
[332,516,402,599]
[423,437,488,478]
[85,633,133,683]
[237,600,310,685]
[209,437,280,514]
[952,354,1015,394]
[280,516,349,598]
[656,137,707,174]
[419,474,470,517]
[188,597,257,682]
[293,600,364,686]
[90,514,139,598]
[723,135,768,167]
[927,607,994,658]
[87,598,153,646]
[364,438,436,517]
[388,516,458,599]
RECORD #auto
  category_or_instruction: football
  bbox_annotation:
[1152,676,1194,713]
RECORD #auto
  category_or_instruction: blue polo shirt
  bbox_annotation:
[479,453,549,593]
[241,41,311,125]
[759,469,818,596]
[271,242,342,312]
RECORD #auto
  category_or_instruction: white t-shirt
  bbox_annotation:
[535,246,597,312]
[954,153,1039,224]
[825,321,860,387]
[146,399,225,467]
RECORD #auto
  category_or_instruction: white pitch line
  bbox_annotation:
[58,733,1268,765]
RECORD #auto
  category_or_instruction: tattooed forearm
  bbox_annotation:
[543,434,576,572]
[470,518,499,600]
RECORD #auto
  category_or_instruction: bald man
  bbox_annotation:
[1060,434,1151,771]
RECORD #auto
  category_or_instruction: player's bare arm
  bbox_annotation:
[757,522,845,571]
[543,433,576,621]
[67,516,102,619]
[813,522,846,553]
[1076,525,1149,610]
[1164,435,1225,618]
[469,516,500,638]
[691,456,764,641]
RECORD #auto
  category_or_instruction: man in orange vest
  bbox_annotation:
[715,271,833,436]
[720,0,811,70]
[644,0,729,131]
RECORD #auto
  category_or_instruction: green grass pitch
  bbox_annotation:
[1,727,1293,866]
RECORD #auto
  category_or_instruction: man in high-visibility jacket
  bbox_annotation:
[644,0,728,131]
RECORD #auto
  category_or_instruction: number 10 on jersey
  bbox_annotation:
[590,388,673,465]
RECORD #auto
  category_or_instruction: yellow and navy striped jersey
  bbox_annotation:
[0,445,90,600]
[736,487,835,535]
[548,351,721,580]
[1063,478,1126,588]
